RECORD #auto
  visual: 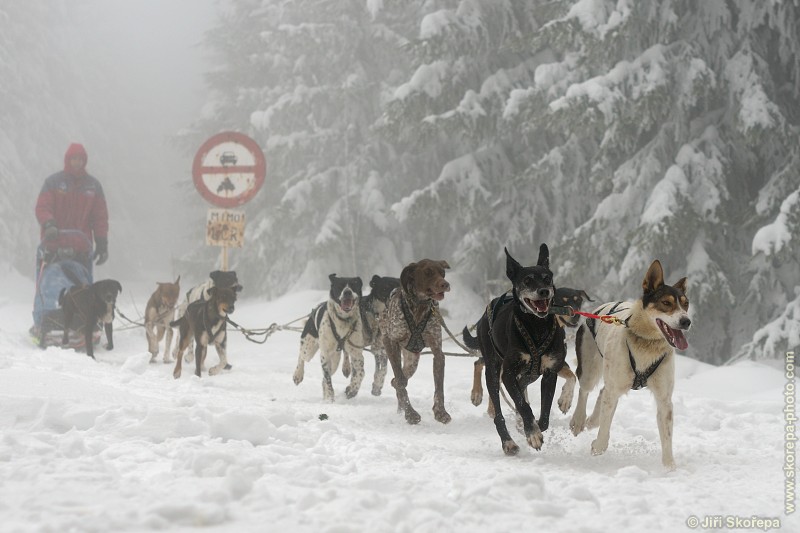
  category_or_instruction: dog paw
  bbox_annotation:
[558,393,573,414]
[105,343,113,351]
[149,354,157,364]
[162,356,172,364]
[184,353,194,363]
[404,408,421,425]
[209,366,223,376]
[345,385,359,399]
[527,428,544,451]
[470,390,482,406]
[371,384,382,396]
[590,439,607,456]
[173,370,181,380]
[585,414,599,430]
[569,417,585,436]
[502,440,520,456]
[434,409,451,424]
[293,370,304,385]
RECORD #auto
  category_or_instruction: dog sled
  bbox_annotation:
[31,230,101,349]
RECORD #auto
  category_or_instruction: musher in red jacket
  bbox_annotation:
[35,143,109,266]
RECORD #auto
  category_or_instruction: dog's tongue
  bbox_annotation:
[659,319,689,351]
[671,328,689,351]
[341,298,354,312]
[525,298,549,314]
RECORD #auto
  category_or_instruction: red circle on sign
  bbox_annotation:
[192,131,266,208]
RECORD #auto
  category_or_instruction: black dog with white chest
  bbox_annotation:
[463,245,576,455]
[171,286,237,379]
[59,279,122,360]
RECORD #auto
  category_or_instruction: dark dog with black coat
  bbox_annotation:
[59,279,122,360]
[172,270,242,368]
[469,285,592,413]
[379,259,451,425]
[463,246,576,455]
[171,286,237,379]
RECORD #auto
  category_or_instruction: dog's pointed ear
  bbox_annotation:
[209,270,222,284]
[114,281,122,294]
[438,260,450,270]
[175,275,180,285]
[673,277,688,294]
[354,277,363,295]
[329,273,337,283]
[370,275,380,288]
[643,260,665,294]
[579,290,594,302]
[505,247,521,280]
[400,262,417,294]
[537,243,550,269]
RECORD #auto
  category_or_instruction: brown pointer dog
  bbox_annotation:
[463,246,575,455]
[379,259,451,424]
[171,286,237,379]
[59,279,122,360]
[144,276,181,364]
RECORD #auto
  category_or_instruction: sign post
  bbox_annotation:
[192,132,266,270]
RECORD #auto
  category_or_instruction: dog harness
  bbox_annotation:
[584,303,665,390]
[628,342,668,390]
[399,291,433,353]
[328,316,358,352]
[512,316,557,377]
[201,306,226,341]
[486,292,557,378]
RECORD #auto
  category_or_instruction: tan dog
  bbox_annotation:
[569,260,691,469]
[144,276,180,363]
[379,259,451,425]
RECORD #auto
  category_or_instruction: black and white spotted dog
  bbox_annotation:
[292,274,367,401]
[340,275,401,396]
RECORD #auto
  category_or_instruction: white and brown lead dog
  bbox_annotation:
[569,260,691,469]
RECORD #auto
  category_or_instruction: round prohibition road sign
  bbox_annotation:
[192,131,266,208]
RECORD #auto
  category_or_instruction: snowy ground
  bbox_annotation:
[0,266,795,533]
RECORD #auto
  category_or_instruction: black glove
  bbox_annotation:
[43,220,58,241]
[94,236,108,266]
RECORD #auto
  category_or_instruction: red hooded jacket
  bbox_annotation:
[35,143,109,252]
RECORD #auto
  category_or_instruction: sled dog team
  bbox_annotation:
[59,245,691,468]
[290,245,690,468]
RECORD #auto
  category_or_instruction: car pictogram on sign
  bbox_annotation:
[220,151,237,166]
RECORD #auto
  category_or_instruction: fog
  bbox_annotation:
[43,0,216,281]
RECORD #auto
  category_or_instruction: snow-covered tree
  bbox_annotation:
[182,0,427,295]
[385,0,799,363]
[189,0,797,363]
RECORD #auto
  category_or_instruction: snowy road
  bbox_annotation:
[0,269,794,532]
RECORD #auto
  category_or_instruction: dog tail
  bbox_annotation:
[462,325,480,350]
[169,317,184,328]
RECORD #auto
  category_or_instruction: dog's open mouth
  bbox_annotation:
[657,319,689,350]
[340,297,355,312]
[523,297,550,316]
